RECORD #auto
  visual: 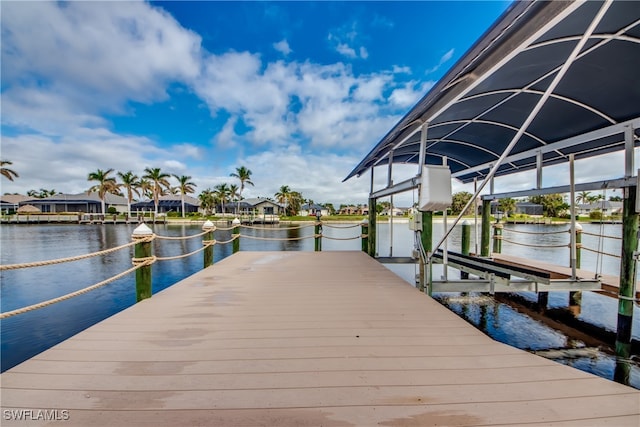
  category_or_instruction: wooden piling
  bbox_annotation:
[481,199,491,257]
[132,224,154,302]
[361,221,368,252]
[232,218,240,254]
[615,185,638,363]
[203,220,215,269]
[314,220,322,252]
[461,220,470,279]
[368,198,377,257]
[493,223,503,254]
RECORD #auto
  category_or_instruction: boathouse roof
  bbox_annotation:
[345,0,640,184]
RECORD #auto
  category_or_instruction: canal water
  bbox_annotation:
[1,221,639,389]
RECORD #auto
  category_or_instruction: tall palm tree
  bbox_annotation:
[1,160,19,181]
[274,185,291,216]
[87,168,118,215]
[142,167,171,216]
[229,183,240,214]
[214,183,231,216]
[230,166,254,200]
[117,171,140,218]
[173,175,197,218]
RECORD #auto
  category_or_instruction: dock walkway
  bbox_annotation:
[2,251,639,426]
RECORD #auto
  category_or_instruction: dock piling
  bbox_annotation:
[132,223,154,302]
[203,220,215,268]
[493,222,503,254]
[315,217,322,252]
[615,185,638,370]
[481,199,491,257]
[232,218,240,254]
[461,220,470,279]
[361,220,368,252]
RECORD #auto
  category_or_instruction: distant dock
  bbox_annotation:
[2,251,638,426]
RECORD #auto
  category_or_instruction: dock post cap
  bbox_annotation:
[575,222,583,231]
[202,220,215,229]
[132,223,153,236]
[462,220,470,225]
[360,218,368,225]
[232,218,241,225]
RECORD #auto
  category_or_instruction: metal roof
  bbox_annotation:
[345,0,640,185]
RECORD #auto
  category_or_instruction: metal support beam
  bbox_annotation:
[536,150,543,189]
[418,122,428,176]
[569,154,577,279]
[625,125,635,178]
[481,176,637,201]
[370,176,420,199]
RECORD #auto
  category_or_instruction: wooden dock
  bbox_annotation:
[2,251,639,426]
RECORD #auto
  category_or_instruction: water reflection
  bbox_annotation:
[1,221,638,389]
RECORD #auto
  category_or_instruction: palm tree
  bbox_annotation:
[117,171,140,218]
[497,197,517,218]
[214,183,231,216]
[576,191,591,205]
[138,179,153,200]
[230,166,254,200]
[142,167,171,216]
[1,160,19,181]
[198,188,215,216]
[229,183,240,214]
[288,191,304,216]
[173,175,197,218]
[87,168,118,215]
[274,185,291,216]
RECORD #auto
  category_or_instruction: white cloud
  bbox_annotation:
[336,43,357,58]
[1,1,202,132]
[389,80,436,108]
[359,47,369,59]
[426,48,455,74]
[392,65,411,75]
[273,39,292,55]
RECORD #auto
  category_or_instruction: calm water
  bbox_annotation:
[1,221,639,389]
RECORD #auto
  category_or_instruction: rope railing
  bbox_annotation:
[581,246,622,258]
[1,222,366,318]
[155,228,212,240]
[240,234,319,241]
[0,258,154,319]
[582,231,622,240]
[323,223,363,229]
[501,227,569,235]
[500,237,570,249]
[241,223,316,230]
[0,239,144,271]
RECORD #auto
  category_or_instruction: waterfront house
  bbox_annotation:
[131,195,201,215]
[0,194,31,214]
[19,192,128,213]
[299,203,329,217]
[577,201,623,216]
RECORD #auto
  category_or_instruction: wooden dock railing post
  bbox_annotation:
[132,223,154,302]
[368,198,377,257]
[203,220,215,268]
[569,223,583,313]
[481,199,491,257]
[461,220,470,279]
[615,185,638,383]
[232,218,240,254]
[314,214,322,252]
[361,219,368,252]
[492,222,503,254]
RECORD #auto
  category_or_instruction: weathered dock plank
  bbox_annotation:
[1,251,638,426]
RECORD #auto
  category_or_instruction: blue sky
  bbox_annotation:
[1,0,512,205]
